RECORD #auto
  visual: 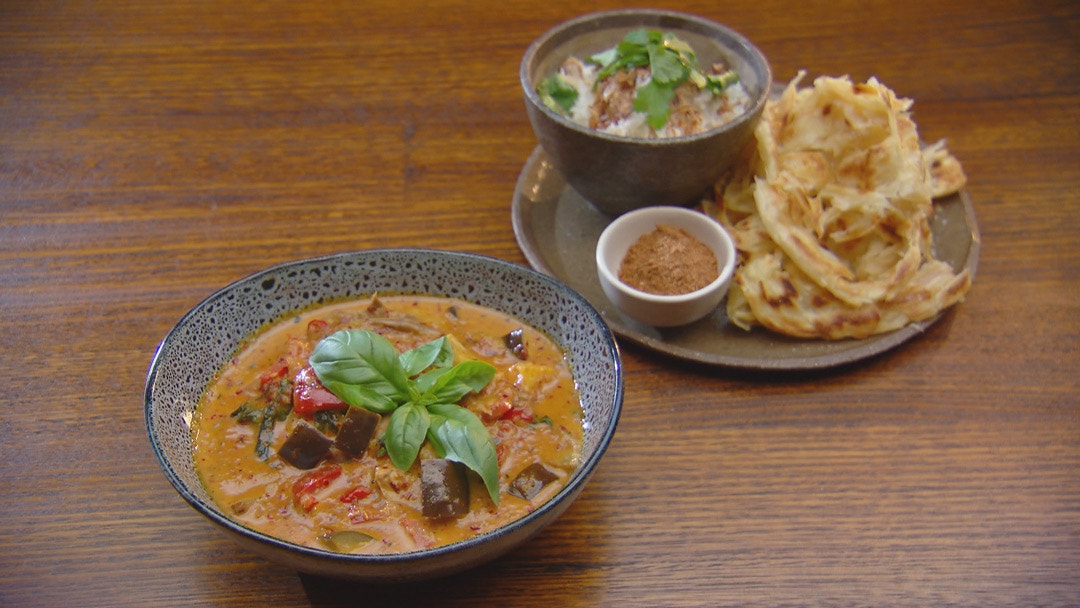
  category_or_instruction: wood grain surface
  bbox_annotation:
[1,0,1078,606]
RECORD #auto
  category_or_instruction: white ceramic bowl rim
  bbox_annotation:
[520,8,771,145]
[596,207,737,302]
[145,248,624,567]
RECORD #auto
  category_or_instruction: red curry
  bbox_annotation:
[192,295,583,554]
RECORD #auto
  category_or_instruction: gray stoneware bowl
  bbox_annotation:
[521,9,771,216]
[145,249,623,582]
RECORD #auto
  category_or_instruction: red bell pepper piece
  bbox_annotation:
[339,485,372,504]
[291,464,342,511]
[292,367,347,416]
[306,319,330,341]
[500,405,534,424]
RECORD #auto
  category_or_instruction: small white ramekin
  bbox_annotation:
[596,206,736,327]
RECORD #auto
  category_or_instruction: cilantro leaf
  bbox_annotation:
[647,40,685,84]
[588,47,617,67]
[633,79,677,130]
[537,74,579,114]
[588,28,737,131]
[622,28,651,46]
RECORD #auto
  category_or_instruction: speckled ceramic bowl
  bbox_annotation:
[521,9,771,216]
[145,249,623,582]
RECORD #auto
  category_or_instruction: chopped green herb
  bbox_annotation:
[588,28,740,130]
[537,73,579,115]
[231,382,293,460]
[230,400,263,424]
[263,377,293,412]
[633,79,677,130]
[309,330,501,504]
[256,406,276,461]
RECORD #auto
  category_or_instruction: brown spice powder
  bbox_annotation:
[618,224,719,295]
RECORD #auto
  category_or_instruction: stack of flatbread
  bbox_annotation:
[704,72,971,339]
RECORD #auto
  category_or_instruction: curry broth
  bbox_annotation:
[192,295,584,554]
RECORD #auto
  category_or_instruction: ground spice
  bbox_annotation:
[618,224,719,295]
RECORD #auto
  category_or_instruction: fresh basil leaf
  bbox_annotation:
[310,330,412,404]
[309,328,501,506]
[413,365,452,395]
[321,381,398,414]
[427,360,496,404]
[428,382,474,406]
[427,404,500,504]
[398,336,452,378]
[384,403,431,471]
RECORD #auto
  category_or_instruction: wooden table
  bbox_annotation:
[2,1,1077,605]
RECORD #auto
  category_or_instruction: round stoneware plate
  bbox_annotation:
[511,146,981,370]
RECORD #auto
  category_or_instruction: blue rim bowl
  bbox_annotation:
[145,248,623,582]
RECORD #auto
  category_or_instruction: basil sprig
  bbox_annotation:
[310,330,500,504]
[590,28,740,130]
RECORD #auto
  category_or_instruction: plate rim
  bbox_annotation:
[511,145,981,370]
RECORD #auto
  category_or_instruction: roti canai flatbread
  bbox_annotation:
[703,73,971,340]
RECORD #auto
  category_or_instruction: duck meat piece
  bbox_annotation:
[334,406,380,457]
[508,463,559,500]
[278,422,333,469]
[421,459,470,519]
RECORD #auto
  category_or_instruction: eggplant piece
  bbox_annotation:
[334,406,380,457]
[278,422,333,469]
[508,462,559,500]
[503,328,528,359]
[421,459,470,519]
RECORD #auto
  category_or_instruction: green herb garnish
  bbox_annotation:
[537,73,579,114]
[309,330,501,504]
[589,28,740,130]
